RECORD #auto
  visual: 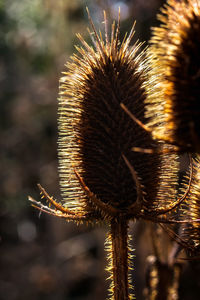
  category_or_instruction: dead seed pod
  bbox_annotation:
[146,0,200,152]
[179,155,200,255]
[56,11,180,222]
[29,10,186,299]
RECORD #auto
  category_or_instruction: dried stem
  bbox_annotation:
[109,218,133,300]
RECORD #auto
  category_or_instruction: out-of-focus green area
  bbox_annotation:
[0,0,90,212]
[4,1,199,300]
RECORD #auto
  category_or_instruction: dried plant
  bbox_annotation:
[28,1,200,299]
[141,0,200,258]
[145,0,200,153]
[27,8,194,299]
[179,155,200,255]
[145,254,181,300]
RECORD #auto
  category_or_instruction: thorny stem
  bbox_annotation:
[110,218,132,300]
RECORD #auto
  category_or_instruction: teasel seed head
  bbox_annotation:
[58,10,179,221]
[180,155,200,254]
[146,0,200,152]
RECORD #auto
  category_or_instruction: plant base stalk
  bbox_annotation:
[109,218,133,300]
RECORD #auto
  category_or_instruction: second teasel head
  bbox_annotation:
[146,0,200,152]
[179,155,200,254]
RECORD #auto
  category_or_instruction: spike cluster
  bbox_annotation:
[146,0,200,152]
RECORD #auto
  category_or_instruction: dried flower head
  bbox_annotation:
[146,0,200,152]
[29,10,186,299]
[56,11,180,222]
[180,155,200,254]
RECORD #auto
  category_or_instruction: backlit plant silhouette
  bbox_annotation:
[29,1,200,299]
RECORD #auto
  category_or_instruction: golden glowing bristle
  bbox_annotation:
[146,0,200,152]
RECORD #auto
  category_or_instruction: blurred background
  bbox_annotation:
[2,0,198,299]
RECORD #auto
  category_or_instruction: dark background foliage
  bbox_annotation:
[2,1,199,299]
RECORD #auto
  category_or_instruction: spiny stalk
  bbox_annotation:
[106,219,134,299]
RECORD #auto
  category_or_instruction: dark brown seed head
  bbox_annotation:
[146,0,200,152]
[180,156,200,253]
[58,11,179,220]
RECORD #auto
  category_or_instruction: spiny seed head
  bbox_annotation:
[181,156,200,252]
[58,11,179,220]
[146,0,200,151]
